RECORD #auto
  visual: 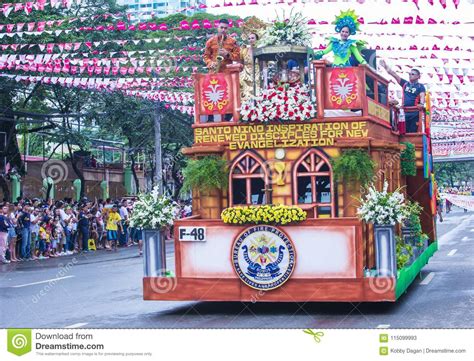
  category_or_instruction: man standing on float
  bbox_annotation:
[204,19,241,73]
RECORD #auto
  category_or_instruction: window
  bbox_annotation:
[293,149,335,218]
[230,152,269,205]
[365,75,375,100]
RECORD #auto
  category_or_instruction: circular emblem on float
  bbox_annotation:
[232,225,296,291]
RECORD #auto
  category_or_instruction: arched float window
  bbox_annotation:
[293,149,335,218]
[230,152,269,206]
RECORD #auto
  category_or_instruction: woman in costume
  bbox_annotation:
[314,9,367,67]
[239,17,267,100]
[240,32,260,100]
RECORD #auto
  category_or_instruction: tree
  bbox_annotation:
[434,161,474,187]
[1,3,241,199]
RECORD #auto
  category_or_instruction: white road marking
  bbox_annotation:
[447,249,457,256]
[64,323,88,329]
[420,272,435,285]
[11,276,75,288]
[471,229,474,232]
[462,236,470,241]
[438,215,474,245]
[377,324,390,329]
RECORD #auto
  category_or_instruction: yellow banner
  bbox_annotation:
[194,121,368,150]
[367,99,390,123]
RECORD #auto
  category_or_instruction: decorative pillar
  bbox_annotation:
[100,180,109,199]
[374,225,397,277]
[124,167,133,195]
[313,60,326,119]
[73,179,81,201]
[143,229,166,277]
[42,177,55,200]
[10,174,21,202]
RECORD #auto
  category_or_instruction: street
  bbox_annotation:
[1,208,473,329]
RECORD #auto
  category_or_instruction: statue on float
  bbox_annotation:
[314,9,367,67]
[239,11,317,123]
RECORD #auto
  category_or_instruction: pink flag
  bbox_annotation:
[14,3,24,13]
[2,4,13,18]
[116,22,126,31]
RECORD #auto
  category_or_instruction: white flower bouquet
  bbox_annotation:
[260,10,312,47]
[129,186,178,230]
[240,84,316,122]
[357,181,409,226]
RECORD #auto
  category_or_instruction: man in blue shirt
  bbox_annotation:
[380,60,425,133]
[17,204,32,260]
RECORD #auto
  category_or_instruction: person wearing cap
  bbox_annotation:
[105,204,122,252]
[380,59,425,133]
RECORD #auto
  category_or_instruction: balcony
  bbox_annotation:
[193,61,426,135]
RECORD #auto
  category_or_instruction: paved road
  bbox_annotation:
[1,208,473,329]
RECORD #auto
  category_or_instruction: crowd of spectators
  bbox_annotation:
[0,196,192,264]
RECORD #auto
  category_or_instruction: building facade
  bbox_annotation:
[117,0,206,20]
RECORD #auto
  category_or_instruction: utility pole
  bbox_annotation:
[154,102,163,196]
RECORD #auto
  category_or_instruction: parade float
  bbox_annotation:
[143,11,438,302]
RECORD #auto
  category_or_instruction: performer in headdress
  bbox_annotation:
[314,9,367,67]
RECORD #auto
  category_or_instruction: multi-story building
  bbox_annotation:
[117,0,206,20]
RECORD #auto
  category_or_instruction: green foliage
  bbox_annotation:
[332,149,375,186]
[181,156,228,193]
[396,236,413,270]
[434,161,474,188]
[404,201,429,248]
[400,142,417,176]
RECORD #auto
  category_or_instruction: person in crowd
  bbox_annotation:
[54,215,65,255]
[49,217,58,258]
[77,204,90,253]
[379,59,425,133]
[30,207,40,260]
[17,203,32,261]
[105,204,122,252]
[7,204,18,262]
[0,204,11,264]
[119,199,129,247]
[38,221,49,259]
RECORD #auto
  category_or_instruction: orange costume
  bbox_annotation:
[203,35,240,73]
